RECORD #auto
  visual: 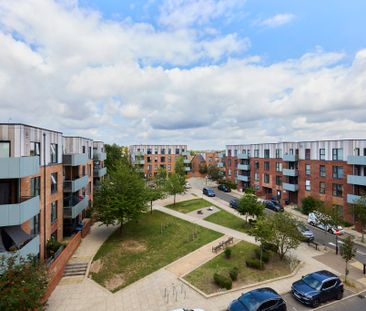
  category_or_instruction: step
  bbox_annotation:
[65,263,88,268]
[63,271,86,277]
[63,262,88,277]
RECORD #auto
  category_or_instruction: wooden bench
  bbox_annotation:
[307,240,319,250]
[212,237,234,252]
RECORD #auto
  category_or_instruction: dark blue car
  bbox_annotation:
[228,288,286,311]
[291,270,343,308]
[203,187,215,197]
[230,198,239,209]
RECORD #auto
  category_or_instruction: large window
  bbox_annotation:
[255,172,259,181]
[305,180,311,191]
[319,182,326,194]
[264,161,270,171]
[305,149,311,160]
[276,176,282,186]
[254,161,259,170]
[332,184,343,197]
[319,165,326,177]
[264,173,270,183]
[305,164,311,176]
[264,149,270,158]
[276,162,282,172]
[51,173,58,194]
[51,201,57,224]
[332,166,344,179]
[30,142,40,158]
[319,148,326,160]
[0,141,10,158]
[31,177,40,197]
[332,148,343,161]
[88,146,92,159]
[275,149,282,159]
[175,148,180,155]
[50,143,58,163]
[254,149,259,157]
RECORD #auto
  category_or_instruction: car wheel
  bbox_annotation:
[309,221,314,226]
[312,298,320,308]
[336,290,343,300]
[328,229,333,234]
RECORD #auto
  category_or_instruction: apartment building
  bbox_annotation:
[62,136,94,236]
[0,124,64,260]
[129,145,190,177]
[93,141,107,187]
[226,140,366,223]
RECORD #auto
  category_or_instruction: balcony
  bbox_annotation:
[64,195,89,219]
[283,183,299,192]
[94,167,107,177]
[237,175,249,182]
[347,175,366,186]
[0,234,40,260]
[218,162,224,168]
[282,169,298,177]
[182,151,190,156]
[0,196,40,227]
[63,154,88,166]
[94,151,106,161]
[183,159,190,164]
[184,167,191,172]
[237,164,250,171]
[0,156,40,179]
[237,153,249,160]
[347,155,366,166]
[347,194,361,204]
[283,154,298,162]
[63,175,89,193]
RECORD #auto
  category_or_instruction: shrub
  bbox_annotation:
[301,196,324,215]
[229,267,239,281]
[224,247,232,259]
[46,238,63,256]
[213,272,232,289]
[220,180,237,189]
[254,248,271,263]
[262,242,278,253]
[246,258,265,270]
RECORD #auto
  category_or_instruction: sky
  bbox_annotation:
[1,0,366,149]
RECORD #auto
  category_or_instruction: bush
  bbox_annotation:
[224,247,232,259]
[342,220,352,227]
[220,180,237,189]
[229,267,239,281]
[254,248,271,263]
[262,242,278,253]
[46,238,63,256]
[245,258,264,270]
[301,196,324,215]
[213,272,232,289]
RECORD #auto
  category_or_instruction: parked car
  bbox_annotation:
[230,198,239,209]
[228,287,286,311]
[307,212,344,235]
[184,182,192,189]
[263,200,284,212]
[171,309,205,311]
[297,223,314,241]
[291,270,343,308]
[203,187,215,197]
[218,184,231,192]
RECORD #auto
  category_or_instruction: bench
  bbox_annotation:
[212,237,234,252]
[307,239,318,250]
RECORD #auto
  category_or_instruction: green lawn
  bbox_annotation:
[184,241,294,294]
[204,210,252,233]
[90,211,222,292]
[165,198,214,213]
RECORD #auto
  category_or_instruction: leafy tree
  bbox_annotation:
[207,165,221,181]
[354,195,366,242]
[341,236,357,283]
[146,171,167,214]
[237,194,264,222]
[104,144,126,170]
[93,161,148,232]
[244,187,255,195]
[165,173,185,205]
[251,216,273,267]
[301,196,324,215]
[0,255,48,310]
[199,163,208,174]
[174,156,186,178]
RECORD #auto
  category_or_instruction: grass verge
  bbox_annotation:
[204,210,252,233]
[165,198,215,213]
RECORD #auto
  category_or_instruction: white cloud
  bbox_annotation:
[257,13,295,28]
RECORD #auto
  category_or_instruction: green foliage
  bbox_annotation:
[0,255,48,310]
[224,247,232,259]
[237,194,264,222]
[354,195,366,242]
[254,248,271,263]
[199,163,208,174]
[104,144,126,171]
[219,179,237,189]
[341,236,357,282]
[245,258,264,270]
[301,196,324,215]
[229,267,239,281]
[165,173,185,205]
[174,156,186,178]
[93,161,148,231]
[207,165,221,181]
[46,238,63,257]
[213,272,232,289]
[244,187,255,195]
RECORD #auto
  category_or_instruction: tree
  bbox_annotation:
[244,187,256,195]
[199,163,208,174]
[301,196,324,215]
[354,195,366,242]
[251,216,273,267]
[165,173,185,205]
[104,144,126,170]
[174,156,186,178]
[237,194,264,222]
[207,165,221,181]
[146,170,167,214]
[93,161,148,232]
[341,236,356,283]
[0,255,48,310]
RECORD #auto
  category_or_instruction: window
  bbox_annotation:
[30,142,40,158]
[305,149,311,160]
[275,149,282,158]
[276,176,282,186]
[254,161,259,170]
[161,148,165,154]
[161,156,165,163]
[154,157,158,163]
[167,165,171,171]
[255,172,259,181]
[82,166,86,176]
[51,173,58,193]
[322,280,337,290]
[51,201,57,224]
[332,184,343,197]
[82,146,86,154]
[154,148,158,154]
[264,161,270,171]
[88,164,92,176]
[354,148,360,156]
[0,141,10,158]
[147,165,151,171]
[154,165,158,171]
[305,164,311,176]
[50,143,58,163]
[319,148,326,160]
[332,166,344,179]
[275,162,282,172]
[234,149,238,156]
[254,149,259,157]
[305,180,311,191]
[332,148,343,161]
[168,156,171,163]
[228,169,232,176]
[88,147,92,159]
[289,148,294,155]
[31,177,40,197]
[147,148,152,154]
[319,165,326,177]
[264,149,270,158]
[175,148,180,155]
[31,215,40,235]
[264,173,270,183]
[228,159,231,166]
[319,182,326,194]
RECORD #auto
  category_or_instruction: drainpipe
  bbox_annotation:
[43,133,47,259]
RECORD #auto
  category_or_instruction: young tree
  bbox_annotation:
[207,165,221,181]
[93,161,148,232]
[244,187,256,195]
[251,216,273,267]
[165,173,185,205]
[354,195,366,242]
[237,195,264,222]
[146,170,167,214]
[0,255,48,310]
[199,163,208,174]
[174,156,186,178]
[301,196,324,215]
[104,144,127,170]
[341,236,357,283]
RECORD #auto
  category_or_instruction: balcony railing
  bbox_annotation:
[63,154,88,166]
[93,151,107,161]
[282,154,298,162]
[63,195,89,219]
[0,156,40,179]
[283,183,299,192]
[347,175,366,186]
[347,194,361,204]
[347,155,366,166]
[183,159,190,164]
[282,168,298,177]
[237,164,250,171]
[0,234,40,260]
[237,175,249,182]
[237,153,249,160]
[63,175,89,192]
[94,167,107,177]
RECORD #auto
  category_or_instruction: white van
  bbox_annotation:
[307,212,344,235]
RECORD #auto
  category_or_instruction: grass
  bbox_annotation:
[204,210,252,233]
[165,198,215,213]
[184,241,294,294]
[91,211,222,292]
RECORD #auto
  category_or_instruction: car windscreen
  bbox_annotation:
[238,293,259,311]
[302,275,322,290]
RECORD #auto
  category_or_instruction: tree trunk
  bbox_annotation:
[119,222,123,233]
[345,261,348,282]
[150,200,153,214]
[174,194,176,205]
[362,225,365,243]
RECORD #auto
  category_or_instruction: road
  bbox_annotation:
[318,291,366,311]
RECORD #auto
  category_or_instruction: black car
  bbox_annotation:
[291,270,343,308]
[228,287,286,311]
[263,200,284,212]
[230,198,239,209]
[218,184,231,192]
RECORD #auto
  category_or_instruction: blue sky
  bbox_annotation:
[1,1,366,149]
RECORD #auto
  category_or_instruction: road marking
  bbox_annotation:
[356,250,366,255]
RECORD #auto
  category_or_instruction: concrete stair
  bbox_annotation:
[63,262,88,277]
